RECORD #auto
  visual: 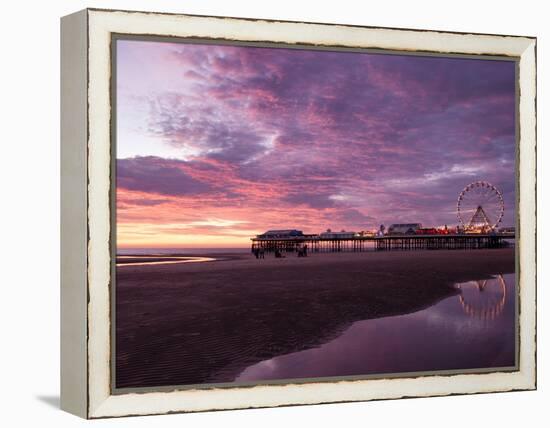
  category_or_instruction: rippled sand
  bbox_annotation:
[115,248,515,389]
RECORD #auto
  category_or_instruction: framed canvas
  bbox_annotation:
[60,8,537,419]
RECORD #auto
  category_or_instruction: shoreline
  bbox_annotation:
[116,246,512,267]
[116,255,217,267]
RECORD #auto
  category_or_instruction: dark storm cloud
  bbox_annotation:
[117,156,212,196]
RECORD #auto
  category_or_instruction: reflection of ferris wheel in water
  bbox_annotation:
[457,181,504,232]
[456,275,507,321]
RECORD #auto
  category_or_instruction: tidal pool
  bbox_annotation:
[237,273,516,382]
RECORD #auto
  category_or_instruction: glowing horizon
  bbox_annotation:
[116,39,517,248]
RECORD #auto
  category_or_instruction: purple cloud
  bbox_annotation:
[117,156,212,196]
[116,39,517,233]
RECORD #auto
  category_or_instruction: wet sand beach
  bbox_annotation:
[115,248,515,389]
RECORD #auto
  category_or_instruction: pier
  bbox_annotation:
[251,233,515,253]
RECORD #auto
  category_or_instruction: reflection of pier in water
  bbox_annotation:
[251,233,515,253]
[456,275,507,321]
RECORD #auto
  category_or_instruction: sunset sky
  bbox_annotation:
[116,39,516,248]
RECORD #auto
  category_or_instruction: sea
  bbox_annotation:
[117,247,250,256]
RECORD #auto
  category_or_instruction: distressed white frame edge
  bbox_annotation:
[78,9,536,418]
[60,9,88,418]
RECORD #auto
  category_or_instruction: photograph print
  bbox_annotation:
[114,37,517,390]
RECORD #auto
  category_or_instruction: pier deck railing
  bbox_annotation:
[250,233,515,253]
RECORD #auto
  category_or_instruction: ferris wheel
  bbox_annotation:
[457,181,504,232]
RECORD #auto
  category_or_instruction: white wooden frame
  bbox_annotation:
[60,8,537,419]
